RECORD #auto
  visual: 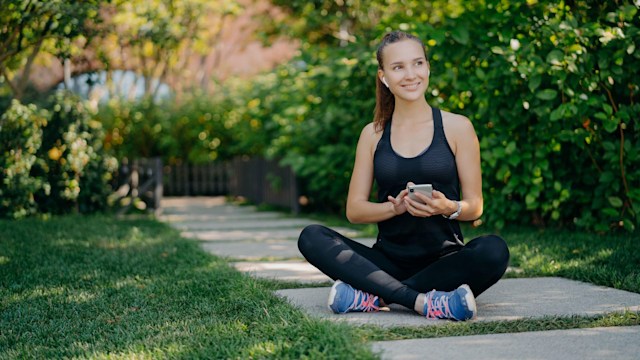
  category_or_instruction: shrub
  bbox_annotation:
[412,1,639,232]
[0,100,49,218]
[0,91,117,218]
[31,91,118,214]
[257,46,376,212]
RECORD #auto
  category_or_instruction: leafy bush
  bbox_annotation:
[97,91,270,166]
[0,91,117,218]
[0,101,48,218]
[409,1,639,232]
[253,47,376,212]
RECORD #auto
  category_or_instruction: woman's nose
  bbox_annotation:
[405,68,416,79]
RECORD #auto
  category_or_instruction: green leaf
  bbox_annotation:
[603,116,619,133]
[599,171,614,185]
[608,197,624,208]
[621,5,638,20]
[550,106,564,121]
[451,25,470,45]
[528,74,541,92]
[546,49,564,65]
[536,89,558,100]
[491,46,504,55]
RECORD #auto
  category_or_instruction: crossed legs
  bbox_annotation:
[297,224,510,311]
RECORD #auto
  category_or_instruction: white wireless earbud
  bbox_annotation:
[427,68,430,76]
[382,77,389,88]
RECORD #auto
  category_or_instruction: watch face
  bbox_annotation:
[447,201,461,219]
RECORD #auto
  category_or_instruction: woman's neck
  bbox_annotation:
[392,97,431,125]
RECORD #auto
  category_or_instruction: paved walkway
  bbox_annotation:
[159,197,640,359]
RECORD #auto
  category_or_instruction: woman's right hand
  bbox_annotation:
[388,188,409,216]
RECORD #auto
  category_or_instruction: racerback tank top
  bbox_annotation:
[373,107,464,264]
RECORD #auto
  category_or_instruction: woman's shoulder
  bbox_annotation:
[359,122,383,138]
[357,122,384,148]
[440,109,475,133]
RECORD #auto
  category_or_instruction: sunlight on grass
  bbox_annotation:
[65,290,97,304]
[0,215,375,358]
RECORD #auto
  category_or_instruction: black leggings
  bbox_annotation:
[298,224,510,310]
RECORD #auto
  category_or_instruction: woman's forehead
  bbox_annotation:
[382,39,425,65]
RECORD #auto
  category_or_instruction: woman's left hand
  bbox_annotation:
[404,189,454,218]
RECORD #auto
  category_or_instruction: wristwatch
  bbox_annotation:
[443,200,462,220]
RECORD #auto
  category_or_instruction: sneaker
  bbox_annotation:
[327,280,380,314]
[423,284,477,321]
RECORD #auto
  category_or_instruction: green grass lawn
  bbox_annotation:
[0,215,375,359]
[466,225,640,294]
[1,215,639,358]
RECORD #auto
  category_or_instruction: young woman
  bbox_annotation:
[297,31,510,321]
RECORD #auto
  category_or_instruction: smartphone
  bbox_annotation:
[407,184,433,204]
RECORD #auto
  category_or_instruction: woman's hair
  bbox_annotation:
[373,31,428,132]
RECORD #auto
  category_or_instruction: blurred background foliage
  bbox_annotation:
[1,0,638,233]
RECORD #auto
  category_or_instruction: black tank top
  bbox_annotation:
[373,107,464,264]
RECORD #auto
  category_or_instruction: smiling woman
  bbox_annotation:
[297,30,510,322]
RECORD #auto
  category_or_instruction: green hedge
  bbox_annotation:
[0,101,48,218]
[416,1,639,232]
[0,91,117,218]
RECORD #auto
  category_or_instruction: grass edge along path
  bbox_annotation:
[353,311,640,342]
[0,215,377,359]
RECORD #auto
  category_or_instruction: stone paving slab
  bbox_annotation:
[160,197,265,216]
[181,227,360,242]
[233,260,332,283]
[371,326,640,360]
[275,277,640,327]
[158,212,285,222]
[167,218,318,231]
[206,238,376,260]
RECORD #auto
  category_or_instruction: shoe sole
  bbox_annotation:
[459,284,477,320]
[327,280,343,313]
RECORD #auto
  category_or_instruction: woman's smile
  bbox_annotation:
[401,82,422,91]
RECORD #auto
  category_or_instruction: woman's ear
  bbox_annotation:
[378,70,388,88]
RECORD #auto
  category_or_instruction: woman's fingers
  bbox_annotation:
[404,198,434,217]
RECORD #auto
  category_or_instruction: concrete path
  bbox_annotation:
[159,196,640,359]
[275,277,640,327]
[371,326,640,360]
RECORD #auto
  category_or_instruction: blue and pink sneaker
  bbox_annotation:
[328,280,380,314]
[423,284,477,321]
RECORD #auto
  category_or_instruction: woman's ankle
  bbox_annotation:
[413,293,426,315]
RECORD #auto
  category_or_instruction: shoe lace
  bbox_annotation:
[352,290,379,312]
[425,290,453,319]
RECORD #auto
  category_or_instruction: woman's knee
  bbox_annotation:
[297,224,331,255]
[471,235,510,271]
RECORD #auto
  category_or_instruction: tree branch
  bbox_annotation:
[601,82,631,213]
[0,63,19,97]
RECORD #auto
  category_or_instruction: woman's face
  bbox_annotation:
[379,39,430,102]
